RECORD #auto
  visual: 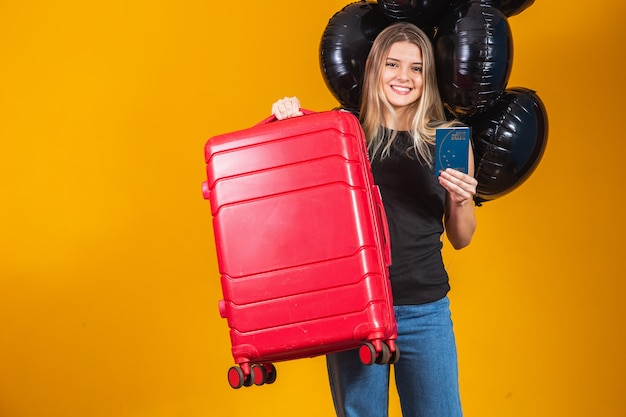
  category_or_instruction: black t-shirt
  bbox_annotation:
[370,130,449,305]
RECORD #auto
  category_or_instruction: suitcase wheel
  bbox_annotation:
[359,341,400,366]
[252,363,277,386]
[228,364,277,389]
[359,342,377,365]
[374,343,391,365]
[389,345,400,364]
[227,366,247,389]
[264,364,277,384]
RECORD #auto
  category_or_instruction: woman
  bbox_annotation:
[272,22,477,417]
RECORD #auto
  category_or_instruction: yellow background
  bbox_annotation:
[1,1,625,416]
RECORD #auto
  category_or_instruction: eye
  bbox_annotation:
[412,66,423,72]
[386,61,398,68]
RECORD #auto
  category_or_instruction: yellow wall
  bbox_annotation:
[1,1,624,416]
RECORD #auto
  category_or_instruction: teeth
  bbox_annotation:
[392,86,411,92]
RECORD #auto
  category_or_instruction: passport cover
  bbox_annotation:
[435,126,470,175]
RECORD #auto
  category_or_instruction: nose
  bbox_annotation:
[396,66,410,81]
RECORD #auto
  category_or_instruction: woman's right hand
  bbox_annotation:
[271,96,304,120]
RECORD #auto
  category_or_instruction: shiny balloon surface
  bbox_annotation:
[377,0,448,28]
[469,87,548,202]
[434,1,513,118]
[320,2,391,113]
[493,0,535,17]
[449,0,535,17]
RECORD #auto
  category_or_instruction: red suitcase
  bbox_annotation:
[202,110,398,388]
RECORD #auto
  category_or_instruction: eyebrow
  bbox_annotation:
[386,57,423,66]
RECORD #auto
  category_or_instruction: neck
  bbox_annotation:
[383,107,410,131]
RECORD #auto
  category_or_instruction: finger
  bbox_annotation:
[439,175,476,201]
[271,100,285,119]
[273,98,292,120]
[441,169,477,189]
[271,102,283,119]
[442,168,469,181]
[272,97,302,120]
[285,96,300,115]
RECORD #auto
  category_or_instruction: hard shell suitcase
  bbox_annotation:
[202,110,398,388]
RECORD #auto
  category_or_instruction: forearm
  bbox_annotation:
[444,198,476,249]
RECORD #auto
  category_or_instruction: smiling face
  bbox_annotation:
[380,41,424,115]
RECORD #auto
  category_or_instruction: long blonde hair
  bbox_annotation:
[360,22,456,165]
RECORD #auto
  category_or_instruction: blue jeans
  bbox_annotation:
[326,297,462,417]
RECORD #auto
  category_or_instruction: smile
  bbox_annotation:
[391,85,412,93]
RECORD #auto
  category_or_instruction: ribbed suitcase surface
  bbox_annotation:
[202,110,398,388]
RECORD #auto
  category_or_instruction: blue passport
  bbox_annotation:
[435,126,470,175]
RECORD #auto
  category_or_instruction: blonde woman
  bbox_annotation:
[272,22,477,417]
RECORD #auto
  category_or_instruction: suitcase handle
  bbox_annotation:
[256,109,316,125]
[373,185,391,266]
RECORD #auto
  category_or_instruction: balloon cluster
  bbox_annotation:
[319,0,548,203]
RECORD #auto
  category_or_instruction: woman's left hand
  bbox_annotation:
[438,168,478,206]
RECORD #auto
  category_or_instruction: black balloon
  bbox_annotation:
[319,2,391,112]
[377,0,447,28]
[433,1,513,118]
[468,87,548,202]
[493,0,535,17]
[320,1,546,202]
[449,0,534,17]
